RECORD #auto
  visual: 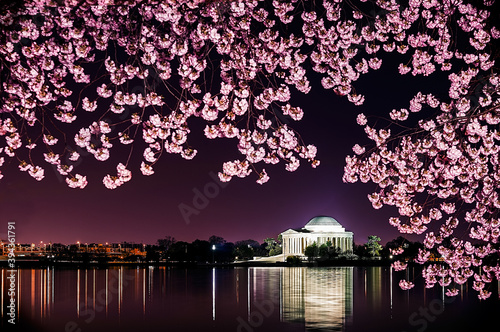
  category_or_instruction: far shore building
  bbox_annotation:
[281,216,354,260]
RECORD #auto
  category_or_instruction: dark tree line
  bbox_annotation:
[151,235,276,263]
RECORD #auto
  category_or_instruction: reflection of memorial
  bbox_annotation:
[281,267,353,330]
[363,266,383,310]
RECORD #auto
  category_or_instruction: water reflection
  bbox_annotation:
[0,267,55,322]
[1,266,498,331]
[212,268,215,321]
[282,267,352,331]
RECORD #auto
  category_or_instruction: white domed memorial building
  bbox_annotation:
[281,216,354,260]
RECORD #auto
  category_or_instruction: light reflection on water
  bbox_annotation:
[1,266,499,331]
[281,267,352,331]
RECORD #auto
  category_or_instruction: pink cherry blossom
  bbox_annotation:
[399,279,415,290]
[66,174,88,189]
[392,261,408,271]
[140,162,155,176]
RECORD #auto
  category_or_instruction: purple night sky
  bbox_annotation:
[0,57,436,246]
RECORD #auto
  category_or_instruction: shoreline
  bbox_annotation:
[0,258,394,268]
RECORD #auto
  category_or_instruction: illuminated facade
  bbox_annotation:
[281,216,353,259]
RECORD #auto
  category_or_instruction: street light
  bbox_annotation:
[212,245,216,264]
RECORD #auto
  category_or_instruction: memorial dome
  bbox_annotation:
[304,216,345,232]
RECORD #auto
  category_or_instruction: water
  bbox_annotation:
[1,266,499,331]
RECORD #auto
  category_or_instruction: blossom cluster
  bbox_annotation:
[1,0,329,187]
[343,0,499,298]
[0,0,499,297]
